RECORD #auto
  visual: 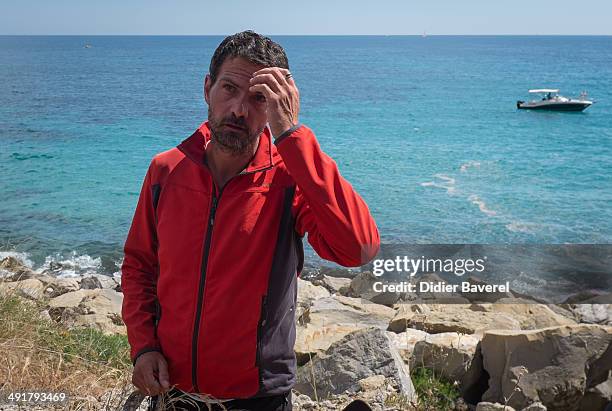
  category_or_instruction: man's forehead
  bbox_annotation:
[217,57,265,82]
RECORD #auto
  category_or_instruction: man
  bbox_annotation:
[121,31,380,411]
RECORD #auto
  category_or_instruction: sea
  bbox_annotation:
[1,36,611,283]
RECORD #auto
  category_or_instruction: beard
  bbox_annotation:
[208,108,263,156]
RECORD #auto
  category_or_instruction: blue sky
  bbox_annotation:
[1,0,611,35]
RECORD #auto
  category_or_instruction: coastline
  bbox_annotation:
[1,254,611,410]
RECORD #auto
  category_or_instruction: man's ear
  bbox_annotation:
[204,74,211,105]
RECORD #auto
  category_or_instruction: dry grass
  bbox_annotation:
[0,287,134,410]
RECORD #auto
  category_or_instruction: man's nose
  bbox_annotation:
[231,99,248,118]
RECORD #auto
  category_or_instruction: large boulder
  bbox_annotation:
[48,288,125,334]
[49,289,97,308]
[296,278,330,322]
[477,299,577,329]
[388,304,522,335]
[569,304,612,325]
[0,256,34,281]
[581,377,612,411]
[388,302,575,335]
[480,324,612,411]
[310,274,352,295]
[0,278,45,300]
[295,328,417,405]
[36,275,80,297]
[295,295,395,364]
[410,332,480,388]
[386,328,428,359]
[345,271,401,306]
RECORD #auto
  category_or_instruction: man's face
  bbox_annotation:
[204,57,269,155]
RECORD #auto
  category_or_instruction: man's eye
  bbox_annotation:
[255,94,266,103]
[223,84,235,92]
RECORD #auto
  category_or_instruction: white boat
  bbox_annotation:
[517,89,593,111]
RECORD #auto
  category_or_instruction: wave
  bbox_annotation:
[0,250,114,279]
[506,221,537,234]
[420,173,457,194]
[467,194,497,217]
[40,252,104,278]
[459,160,481,173]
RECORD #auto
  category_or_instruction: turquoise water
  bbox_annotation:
[1,36,611,275]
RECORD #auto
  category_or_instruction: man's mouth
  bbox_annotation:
[223,123,246,131]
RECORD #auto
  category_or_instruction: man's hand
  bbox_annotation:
[249,67,300,138]
[132,351,170,396]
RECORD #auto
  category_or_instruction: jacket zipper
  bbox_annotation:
[255,295,267,367]
[191,186,220,392]
[189,155,275,391]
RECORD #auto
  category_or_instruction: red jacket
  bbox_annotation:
[121,122,379,399]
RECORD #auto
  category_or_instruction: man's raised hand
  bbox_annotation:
[249,67,300,138]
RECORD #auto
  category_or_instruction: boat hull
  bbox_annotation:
[516,101,592,111]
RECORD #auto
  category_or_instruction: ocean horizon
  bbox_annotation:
[1,35,611,279]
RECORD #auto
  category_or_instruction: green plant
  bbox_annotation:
[410,367,460,411]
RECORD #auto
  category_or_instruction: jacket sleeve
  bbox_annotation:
[121,160,161,362]
[275,125,380,267]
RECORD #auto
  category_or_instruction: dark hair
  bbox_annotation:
[209,31,289,84]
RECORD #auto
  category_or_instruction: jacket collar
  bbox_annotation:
[178,121,280,174]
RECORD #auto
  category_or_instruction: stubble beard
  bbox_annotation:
[208,108,263,156]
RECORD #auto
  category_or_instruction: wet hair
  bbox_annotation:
[209,30,289,84]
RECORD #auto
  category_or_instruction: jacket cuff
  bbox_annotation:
[273,123,303,146]
[132,347,162,365]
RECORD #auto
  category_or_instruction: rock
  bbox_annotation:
[580,377,612,411]
[569,304,612,325]
[479,299,577,329]
[295,328,416,404]
[480,324,612,411]
[292,391,318,410]
[49,289,97,308]
[521,402,547,411]
[386,328,428,359]
[358,375,386,392]
[409,332,480,388]
[311,275,352,295]
[0,256,34,281]
[298,278,331,303]
[563,290,607,304]
[75,288,125,334]
[87,274,120,290]
[388,304,431,333]
[476,402,516,411]
[388,302,575,336]
[388,304,522,335]
[48,288,125,334]
[295,295,395,364]
[454,397,470,411]
[80,275,103,289]
[37,275,80,297]
[296,278,331,322]
[0,278,45,300]
[39,309,52,322]
[346,271,400,306]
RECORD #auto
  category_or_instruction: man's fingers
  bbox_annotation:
[251,67,292,89]
[249,83,277,102]
[143,369,162,395]
[250,72,283,94]
[157,357,170,390]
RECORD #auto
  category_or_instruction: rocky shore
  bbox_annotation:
[1,256,611,410]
